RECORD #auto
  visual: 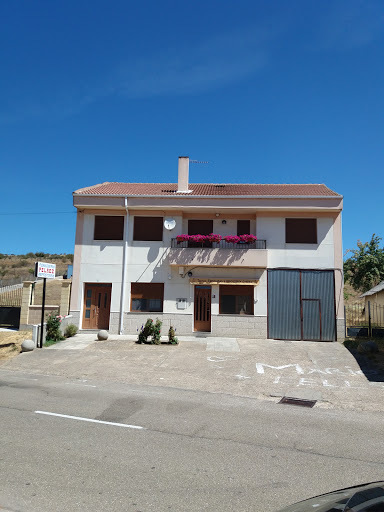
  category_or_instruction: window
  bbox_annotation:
[285,218,317,244]
[219,285,254,315]
[237,220,250,236]
[94,216,124,240]
[131,283,164,312]
[133,217,163,241]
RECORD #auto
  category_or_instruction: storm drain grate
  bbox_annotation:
[279,397,317,408]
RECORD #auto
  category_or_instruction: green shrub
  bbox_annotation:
[137,318,154,343]
[151,318,162,345]
[64,324,78,338]
[168,326,179,345]
[46,312,65,342]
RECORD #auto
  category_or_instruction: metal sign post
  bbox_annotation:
[35,262,56,348]
[39,278,46,349]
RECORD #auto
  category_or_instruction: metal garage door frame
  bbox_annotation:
[267,269,337,342]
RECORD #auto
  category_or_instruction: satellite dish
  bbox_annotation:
[164,218,176,231]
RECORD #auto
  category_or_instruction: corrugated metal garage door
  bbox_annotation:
[268,270,336,341]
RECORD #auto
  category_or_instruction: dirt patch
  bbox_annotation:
[0,330,31,362]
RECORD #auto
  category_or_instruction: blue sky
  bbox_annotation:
[1,0,383,255]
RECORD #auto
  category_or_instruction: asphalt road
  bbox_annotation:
[0,371,383,512]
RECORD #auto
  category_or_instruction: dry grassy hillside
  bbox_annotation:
[344,282,364,305]
[0,253,73,285]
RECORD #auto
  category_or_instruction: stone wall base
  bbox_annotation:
[336,318,345,342]
[211,315,267,338]
[109,312,268,338]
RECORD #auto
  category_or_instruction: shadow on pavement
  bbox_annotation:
[344,339,384,382]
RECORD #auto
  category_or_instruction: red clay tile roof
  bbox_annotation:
[74,183,341,197]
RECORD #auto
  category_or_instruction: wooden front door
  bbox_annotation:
[194,285,211,332]
[82,284,112,330]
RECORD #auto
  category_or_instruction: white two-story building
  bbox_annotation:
[69,157,344,341]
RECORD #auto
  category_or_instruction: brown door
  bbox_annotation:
[82,284,112,330]
[194,285,211,332]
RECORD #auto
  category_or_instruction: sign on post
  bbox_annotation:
[34,261,56,348]
[35,262,56,279]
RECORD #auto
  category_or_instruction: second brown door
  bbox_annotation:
[194,285,211,332]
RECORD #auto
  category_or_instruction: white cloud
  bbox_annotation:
[315,0,384,50]
[109,26,271,98]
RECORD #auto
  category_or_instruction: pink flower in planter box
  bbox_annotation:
[176,234,190,243]
[190,234,208,243]
[207,233,222,243]
[238,234,257,243]
[224,235,241,244]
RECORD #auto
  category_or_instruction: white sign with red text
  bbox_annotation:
[35,262,56,279]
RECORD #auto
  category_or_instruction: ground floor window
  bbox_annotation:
[131,283,164,312]
[219,285,254,315]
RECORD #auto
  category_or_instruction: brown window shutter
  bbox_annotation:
[133,217,163,241]
[94,216,124,240]
[131,283,164,312]
[188,220,214,235]
[286,219,317,244]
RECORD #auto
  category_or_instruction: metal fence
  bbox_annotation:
[345,301,384,338]
[171,239,267,249]
[0,285,23,306]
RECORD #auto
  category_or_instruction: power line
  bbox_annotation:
[0,212,76,216]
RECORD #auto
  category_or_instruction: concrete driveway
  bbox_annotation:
[1,334,384,412]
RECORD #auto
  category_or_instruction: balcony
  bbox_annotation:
[168,238,268,268]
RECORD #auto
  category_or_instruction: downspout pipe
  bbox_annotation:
[119,197,129,334]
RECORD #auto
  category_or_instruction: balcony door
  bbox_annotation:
[194,285,211,332]
[188,220,213,247]
[83,284,112,330]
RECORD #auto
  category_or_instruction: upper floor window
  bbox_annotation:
[131,283,164,312]
[237,220,250,236]
[94,216,124,240]
[133,217,163,241]
[285,218,317,244]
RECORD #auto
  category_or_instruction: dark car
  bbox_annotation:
[278,481,384,511]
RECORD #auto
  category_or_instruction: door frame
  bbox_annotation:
[194,285,212,332]
[267,269,336,342]
[82,283,112,330]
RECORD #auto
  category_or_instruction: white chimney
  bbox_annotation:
[177,156,190,193]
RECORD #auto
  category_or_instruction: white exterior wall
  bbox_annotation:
[257,217,334,268]
[72,211,337,337]
[77,213,124,315]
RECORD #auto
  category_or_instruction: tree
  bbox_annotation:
[344,234,384,293]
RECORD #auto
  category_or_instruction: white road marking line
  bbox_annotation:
[35,411,144,430]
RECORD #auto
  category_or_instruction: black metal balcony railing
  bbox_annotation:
[171,238,267,249]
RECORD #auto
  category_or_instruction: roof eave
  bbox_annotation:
[73,192,343,199]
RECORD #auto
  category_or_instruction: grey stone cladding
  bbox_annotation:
[336,318,345,342]
[114,313,268,338]
[212,315,267,338]
[120,313,192,336]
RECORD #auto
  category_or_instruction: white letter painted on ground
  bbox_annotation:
[256,363,304,375]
